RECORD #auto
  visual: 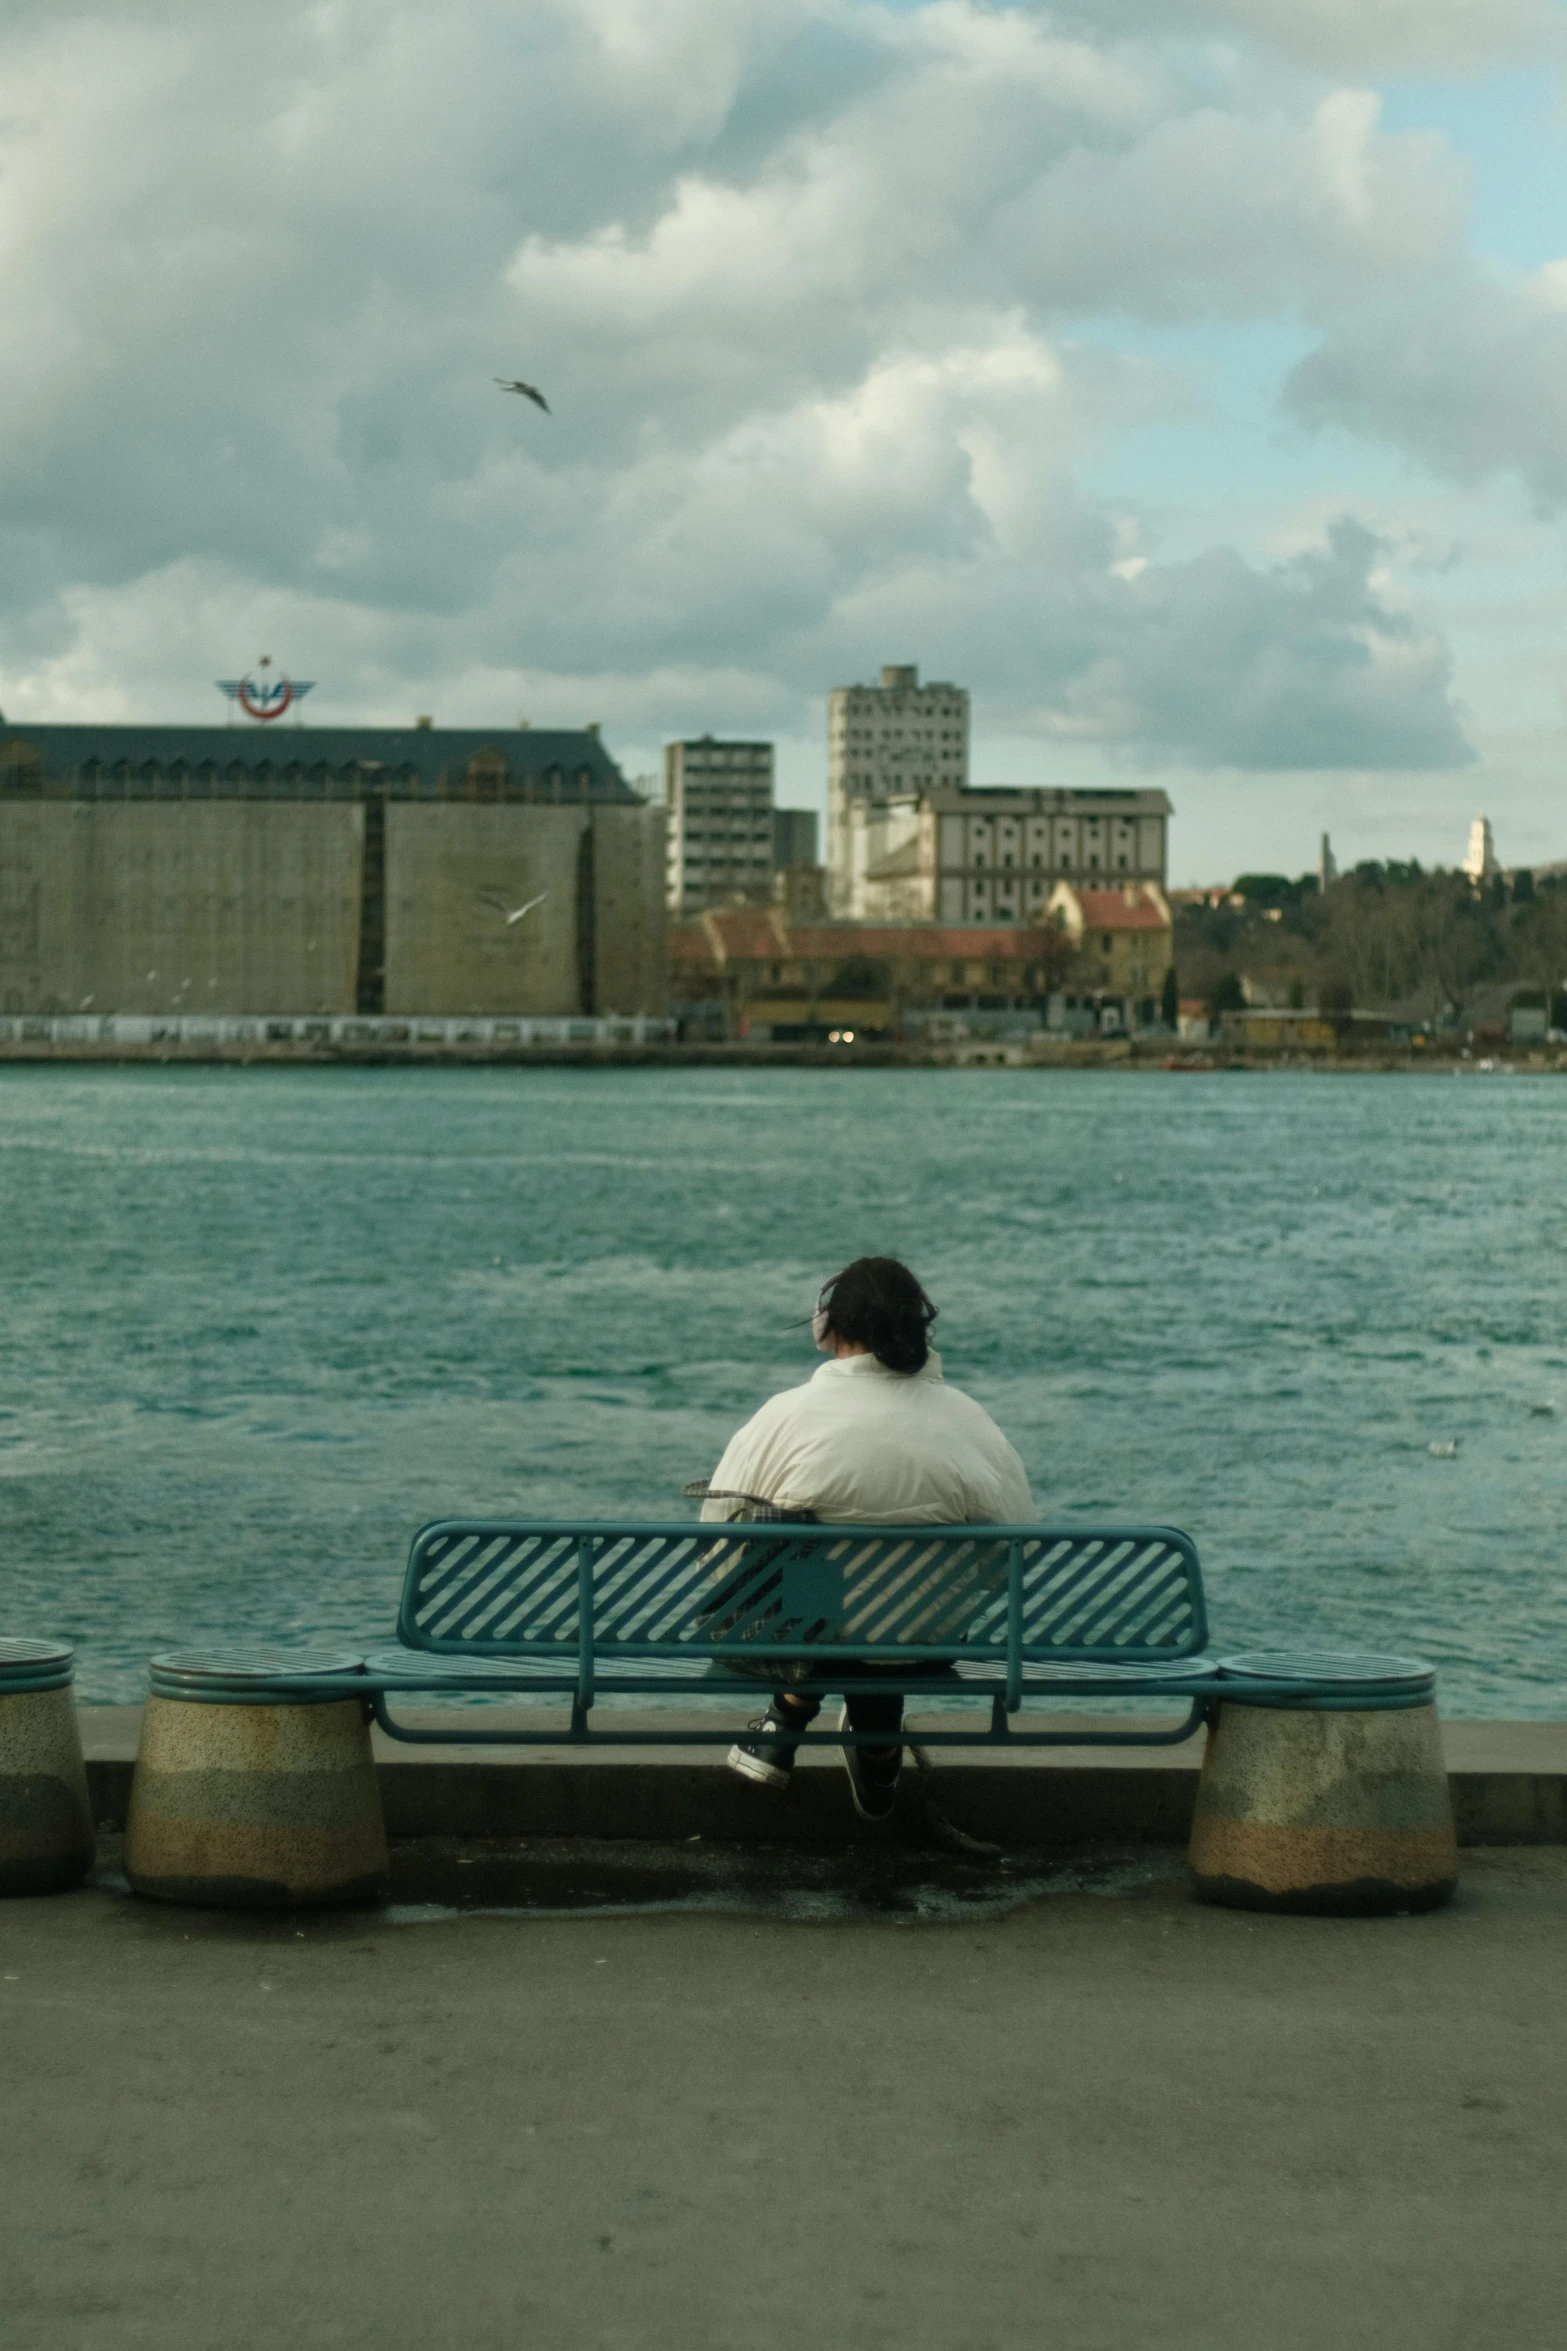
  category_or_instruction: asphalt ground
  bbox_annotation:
[4,1846,1566,2350]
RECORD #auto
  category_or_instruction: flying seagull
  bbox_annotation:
[495,377,550,413]
[479,890,549,926]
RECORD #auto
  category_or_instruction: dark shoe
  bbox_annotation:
[838,1705,901,1821]
[727,1703,807,1792]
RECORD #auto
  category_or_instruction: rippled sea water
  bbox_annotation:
[1,1063,1564,1714]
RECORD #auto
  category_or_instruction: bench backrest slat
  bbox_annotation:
[397,1522,1207,1661]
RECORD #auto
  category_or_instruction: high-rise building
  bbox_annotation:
[1319,832,1338,892]
[664,737,775,911]
[827,664,968,914]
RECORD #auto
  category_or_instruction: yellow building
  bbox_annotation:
[1043,881,1174,1024]
[668,910,1070,1040]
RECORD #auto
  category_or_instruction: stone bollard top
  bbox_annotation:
[0,1639,75,1693]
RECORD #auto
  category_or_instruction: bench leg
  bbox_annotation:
[0,1687,94,1896]
[1188,1700,1457,1916]
[125,1696,388,1910]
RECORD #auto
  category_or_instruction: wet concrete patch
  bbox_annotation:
[383,1834,1187,1922]
[85,1828,1186,1923]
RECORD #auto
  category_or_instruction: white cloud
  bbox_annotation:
[1035,518,1472,770]
[1231,0,1563,73]
[1067,0,1566,75]
[0,0,1528,786]
[824,513,1471,770]
[1288,263,1567,511]
[509,37,1458,360]
[988,91,1460,321]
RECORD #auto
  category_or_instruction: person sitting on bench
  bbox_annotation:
[704,1256,1035,1819]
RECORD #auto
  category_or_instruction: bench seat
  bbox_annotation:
[146,1520,1438,1747]
[127,1521,1456,1918]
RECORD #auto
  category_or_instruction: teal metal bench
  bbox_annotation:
[147,1519,1439,1742]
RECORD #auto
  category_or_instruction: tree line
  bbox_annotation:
[1177,864,1567,1026]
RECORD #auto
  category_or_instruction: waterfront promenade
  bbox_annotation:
[5,1061,1566,2343]
[3,1846,1564,2350]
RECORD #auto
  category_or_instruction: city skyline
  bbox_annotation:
[3,687,1521,895]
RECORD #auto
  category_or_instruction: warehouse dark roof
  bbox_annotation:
[0,722,638,804]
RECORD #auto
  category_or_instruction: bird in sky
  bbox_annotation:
[495,377,550,413]
[479,890,549,926]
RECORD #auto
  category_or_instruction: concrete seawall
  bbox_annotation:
[78,1709,1567,1849]
[4,1035,1566,1071]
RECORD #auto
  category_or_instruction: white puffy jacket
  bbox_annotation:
[700,1348,1035,1527]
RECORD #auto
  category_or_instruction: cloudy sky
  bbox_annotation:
[3,0,1567,881]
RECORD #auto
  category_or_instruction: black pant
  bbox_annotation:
[766,1660,961,1747]
[710,1657,958,1747]
[774,1675,904,1744]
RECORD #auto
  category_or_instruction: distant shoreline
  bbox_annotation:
[0,1038,1560,1074]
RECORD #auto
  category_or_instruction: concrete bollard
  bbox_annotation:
[0,1641,95,1896]
[1189,1653,1457,1916]
[126,1651,388,1910]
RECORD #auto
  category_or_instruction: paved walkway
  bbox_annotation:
[4,1850,1566,2350]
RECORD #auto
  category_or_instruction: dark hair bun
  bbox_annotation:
[819,1257,936,1375]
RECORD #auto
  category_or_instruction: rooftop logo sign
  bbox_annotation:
[216,656,316,723]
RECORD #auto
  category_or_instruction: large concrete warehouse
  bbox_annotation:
[0,722,666,1018]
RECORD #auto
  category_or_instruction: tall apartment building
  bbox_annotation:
[846,785,1171,922]
[664,736,775,911]
[827,664,968,914]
